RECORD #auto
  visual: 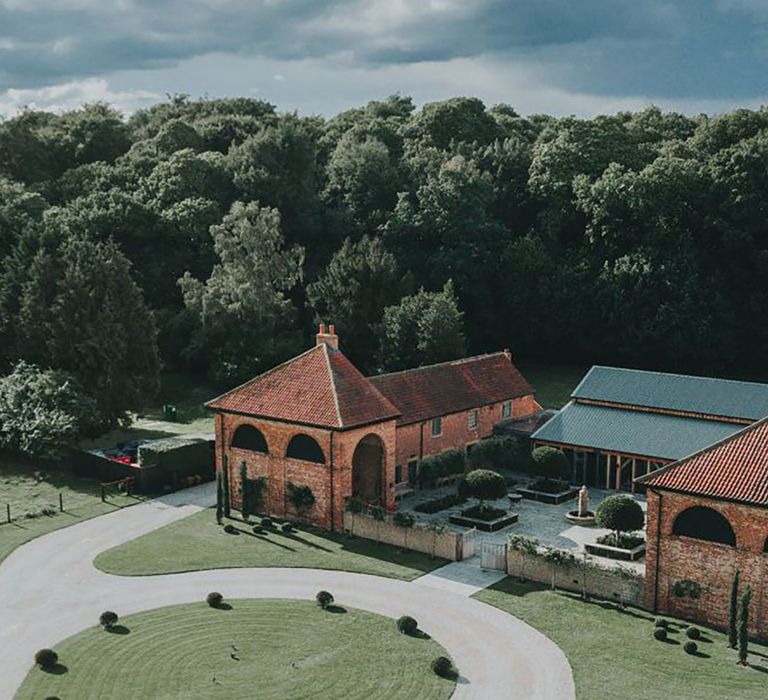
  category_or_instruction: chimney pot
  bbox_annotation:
[319,322,326,334]
[329,323,335,335]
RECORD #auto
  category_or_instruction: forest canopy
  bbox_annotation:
[2,94,767,434]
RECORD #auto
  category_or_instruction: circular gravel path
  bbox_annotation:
[0,483,575,699]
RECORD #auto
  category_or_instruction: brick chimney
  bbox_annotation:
[315,322,339,350]
[503,348,512,361]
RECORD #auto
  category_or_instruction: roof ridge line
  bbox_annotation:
[205,344,322,408]
[368,350,508,380]
[636,413,768,485]
[323,344,344,428]
[586,365,768,389]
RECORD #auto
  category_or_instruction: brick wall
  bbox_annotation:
[393,394,542,479]
[342,511,459,561]
[645,489,768,639]
[507,549,646,607]
[215,412,397,531]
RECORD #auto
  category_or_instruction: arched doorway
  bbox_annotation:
[352,434,385,505]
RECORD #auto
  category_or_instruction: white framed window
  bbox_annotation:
[431,417,442,437]
[468,409,479,430]
[501,400,512,418]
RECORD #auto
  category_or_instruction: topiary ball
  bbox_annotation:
[206,592,223,608]
[223,524,236,534]
[316,590,334,609]
[654,618,668,628]
[653,627,667,641]
[252,525,263,534]
[261,516,273,528]
[431,656,453,677]
[684,641,698,655]
[685,626,700,640]
[396,615,418,635]
[34,648,58,669]
[99,610,118,629]
[281,522,293,533]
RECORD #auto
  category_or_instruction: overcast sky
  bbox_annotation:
[0,0,766,118]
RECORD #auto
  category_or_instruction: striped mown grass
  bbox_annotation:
[17,599,455,700]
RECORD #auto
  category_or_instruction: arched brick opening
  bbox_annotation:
[286,434,325,464]
[352,433,385,505]
[231,424,269,453]
[672,506,736,546]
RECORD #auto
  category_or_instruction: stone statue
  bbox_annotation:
[578,485,589,517]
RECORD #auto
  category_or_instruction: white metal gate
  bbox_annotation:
[480,539,507,571]
[460,528,479,560]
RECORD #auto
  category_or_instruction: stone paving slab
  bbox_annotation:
[413,557,508,597]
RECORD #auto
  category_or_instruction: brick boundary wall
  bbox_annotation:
[507,550,647,608]
[342,511,460,561]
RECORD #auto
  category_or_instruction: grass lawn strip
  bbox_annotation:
[476,578,768,700]
[0,462,141,563]
[16,600,454,700]
[95,508,447,581]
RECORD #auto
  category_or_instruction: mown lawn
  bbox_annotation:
[95,508,447,580]
[518,363,586,409]
[0,459,142,563]
[476,578,768,700]
[16,600,455,700]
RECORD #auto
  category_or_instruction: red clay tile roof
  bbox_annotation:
[638,416,768,506]
[368,352,535,426]
[205,344,400,430]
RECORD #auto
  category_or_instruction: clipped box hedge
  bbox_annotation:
[138,436,214,479]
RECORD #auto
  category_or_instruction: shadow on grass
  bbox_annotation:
[212,603,233,611]
[283,532,333,552]
[410,629,432,640]
[690,650,711,658]
[42,663,68,675]
[325,605,347,614]
[749,663,768,673]
[106,625,130,635]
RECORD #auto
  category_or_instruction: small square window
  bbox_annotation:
[431,417,442,436]
[501,401,512,418]
[468,409,478,430]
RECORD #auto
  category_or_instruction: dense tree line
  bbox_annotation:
[1,94,768,437]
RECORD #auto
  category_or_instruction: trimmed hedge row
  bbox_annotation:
[418,449,465,485]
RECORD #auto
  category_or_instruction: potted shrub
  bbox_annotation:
[449,470,518,531]
[396,615,418,635]
[431,656,454,678]
[586,495,645,561]
[316,590,334,610]
[206,592,223,608]
[34,649,58,670]
[99,611,119,630]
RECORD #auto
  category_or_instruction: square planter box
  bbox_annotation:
[585,541,646,562]
[449,511,518,532]
[517,486,579,505]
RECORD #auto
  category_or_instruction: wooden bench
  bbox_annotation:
[100,476,135,501]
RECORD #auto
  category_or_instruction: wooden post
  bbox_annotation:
[101,484,106,502]
[59,492,64,512]
[631,459,637,494]
[605,454,612,490]
[6,503,10,524]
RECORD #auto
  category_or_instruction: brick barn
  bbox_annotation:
[532,366,768,493]
[206,324,541,530]
[638,418,768,639]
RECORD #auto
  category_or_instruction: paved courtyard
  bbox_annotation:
[400,474,648,573]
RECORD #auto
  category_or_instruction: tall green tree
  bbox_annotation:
[728,570,740,649]
[179,200,304,383]
[376,280,466,371]
[5,235,160,427]
[738,585,752,665]
[307,236,405,370]
[0,361,99,459]
[239,460,251,522]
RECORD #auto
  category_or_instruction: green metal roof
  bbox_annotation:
[531,401,743,461]
[572,366,768,421]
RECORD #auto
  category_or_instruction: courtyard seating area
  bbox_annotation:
[398,473,648,573]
